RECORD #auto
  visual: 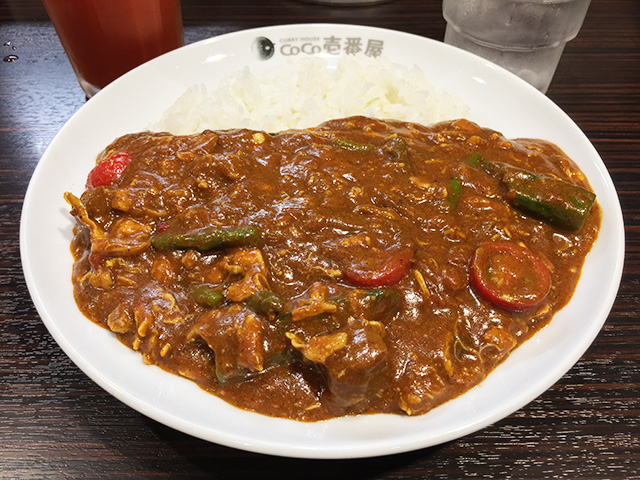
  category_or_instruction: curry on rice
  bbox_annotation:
[65,116,600,421]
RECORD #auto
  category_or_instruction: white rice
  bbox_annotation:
[153,56,469,134]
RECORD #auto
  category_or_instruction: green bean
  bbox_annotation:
[151,225,259,252]
[448,177,463,208]
[502,169,596,232]
[467,152,596,231]
[192,285,225,308]
[331,138,375,152]
[245,290,284,316]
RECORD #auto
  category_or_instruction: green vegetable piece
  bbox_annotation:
[448,177,463,208]
[151,225,259,252]
[245,290,284,316]
[466,151,596,232]
[466,151,483,167]
[330,296,349,307]
[332,138,375,152]
[192,285,225,308]
[467,151,502,176]
[275,312,293,333]
[363,289,399,302]
[502,169,596,232]
[363,288,401,316]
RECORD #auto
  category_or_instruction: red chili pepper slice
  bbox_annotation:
[470,241,551,311]
[343,248,413,287]
[86,151,132,189]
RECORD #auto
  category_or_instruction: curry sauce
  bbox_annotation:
[65,116,600,420]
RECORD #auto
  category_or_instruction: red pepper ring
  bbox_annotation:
[343,247,413,287]
[469,241,551,311]
[86,151,132,189]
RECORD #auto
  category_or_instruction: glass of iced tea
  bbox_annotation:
[42,0,184,98]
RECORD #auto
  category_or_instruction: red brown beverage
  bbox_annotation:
[42,0,184,98]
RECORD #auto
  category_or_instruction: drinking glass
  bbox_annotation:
[443,0,591,93]
[42,0,184,98]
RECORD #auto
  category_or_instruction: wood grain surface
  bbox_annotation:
[1,0,638,478]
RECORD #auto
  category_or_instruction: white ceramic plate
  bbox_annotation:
[21,24,624,459]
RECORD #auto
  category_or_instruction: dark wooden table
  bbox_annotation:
[1,0,639,478]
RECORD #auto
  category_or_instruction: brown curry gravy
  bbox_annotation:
[66,116,601,421]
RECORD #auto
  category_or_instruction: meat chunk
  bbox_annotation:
[396,363,446,416]
[288,318,388,409]
[188,304,277,383]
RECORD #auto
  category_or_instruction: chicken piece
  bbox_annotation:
[290,282,339,321]
[106,303,134,334]
[286,331,347,363]
[222,248,270,302]
[65,192,152,256]
[291,299,338,321]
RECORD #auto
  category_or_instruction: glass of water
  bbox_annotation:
[442,0,591,93]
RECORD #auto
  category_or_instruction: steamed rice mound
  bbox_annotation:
[153,56,469,134]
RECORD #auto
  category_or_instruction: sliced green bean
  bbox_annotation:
[151,225,259,252]
[448,177,463,208]
[467,152,596,231]
[245,290,284,316]
[332,138,375,152]
[192,285,225,308]
[502,169,596,232]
